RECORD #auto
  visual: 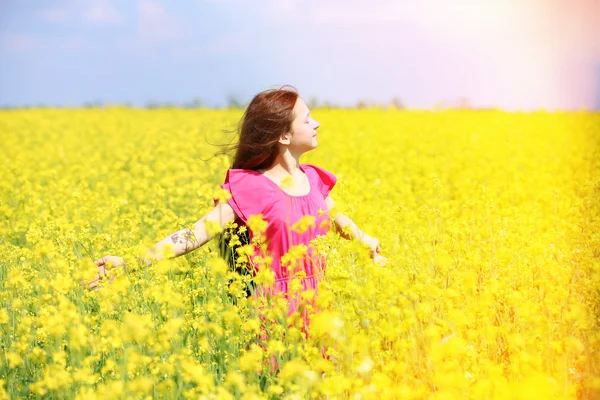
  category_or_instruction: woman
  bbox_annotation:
[90,85,385,323]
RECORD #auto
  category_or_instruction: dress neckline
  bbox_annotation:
[255,164,313,198]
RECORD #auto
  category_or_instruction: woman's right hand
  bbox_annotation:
[87,255,125,291]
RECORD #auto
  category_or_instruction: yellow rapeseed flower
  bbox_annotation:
[1,107,598,399]
[238,344,263,372]
[246,214,268,237]
[291,215,316,234]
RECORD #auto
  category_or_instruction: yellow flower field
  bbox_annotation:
[0,107,599,399]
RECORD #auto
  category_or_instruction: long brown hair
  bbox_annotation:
[220,85,299,170]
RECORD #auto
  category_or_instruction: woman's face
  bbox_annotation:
[287,97,320,153]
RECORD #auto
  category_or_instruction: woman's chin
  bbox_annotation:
[296,142,318,155]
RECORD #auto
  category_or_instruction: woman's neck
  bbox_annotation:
[264,150,302,177]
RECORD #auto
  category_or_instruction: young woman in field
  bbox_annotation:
[90,85,385,324]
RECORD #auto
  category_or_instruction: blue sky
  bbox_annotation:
[1,0,599,110]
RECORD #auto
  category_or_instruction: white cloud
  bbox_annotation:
[205,0,245,3]
[84,0,124,24]
[206,33,250,54]
[0,34,89,53]
[0,34,37,52]
[138,0,185,46]
[257,0,599,109]
[39,8,69,23]
[38,0,124,25]
[63,38,87,51]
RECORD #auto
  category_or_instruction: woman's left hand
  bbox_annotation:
[367,237,387,266]
[373,253,387,266]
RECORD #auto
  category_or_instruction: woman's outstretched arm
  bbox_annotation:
[139,202,237,265]
[88,202,237,289]
[325,196,386,265]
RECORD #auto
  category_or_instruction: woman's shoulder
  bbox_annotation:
[301,164,336,181]
[223,168,276,191]
[301,164,336,197]
[301,163,333,175]
[219,168,278,222]
[225,168,261,179]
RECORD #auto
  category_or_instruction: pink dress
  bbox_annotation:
[217,164,336,322]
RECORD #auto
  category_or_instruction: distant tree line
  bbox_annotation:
[2,95,571,111]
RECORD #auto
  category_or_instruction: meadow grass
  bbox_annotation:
[0,107,598,399]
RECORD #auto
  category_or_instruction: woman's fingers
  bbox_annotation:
[369,239,386,266]
[369,238,382,255]
[373,238,380,251]
[95,256,116,267]
[374,254,387,267]
[81,260,117,291]
[86,275,100,290]
[85,273,114,291]
[88,278,98,289]
[94,255,118,266]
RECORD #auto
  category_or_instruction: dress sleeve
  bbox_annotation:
[214,169,275,223]
[302,164,337,198]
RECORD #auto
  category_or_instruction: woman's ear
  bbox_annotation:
[278,133,291,145]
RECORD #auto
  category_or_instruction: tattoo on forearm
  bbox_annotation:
[170,229,197,250]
